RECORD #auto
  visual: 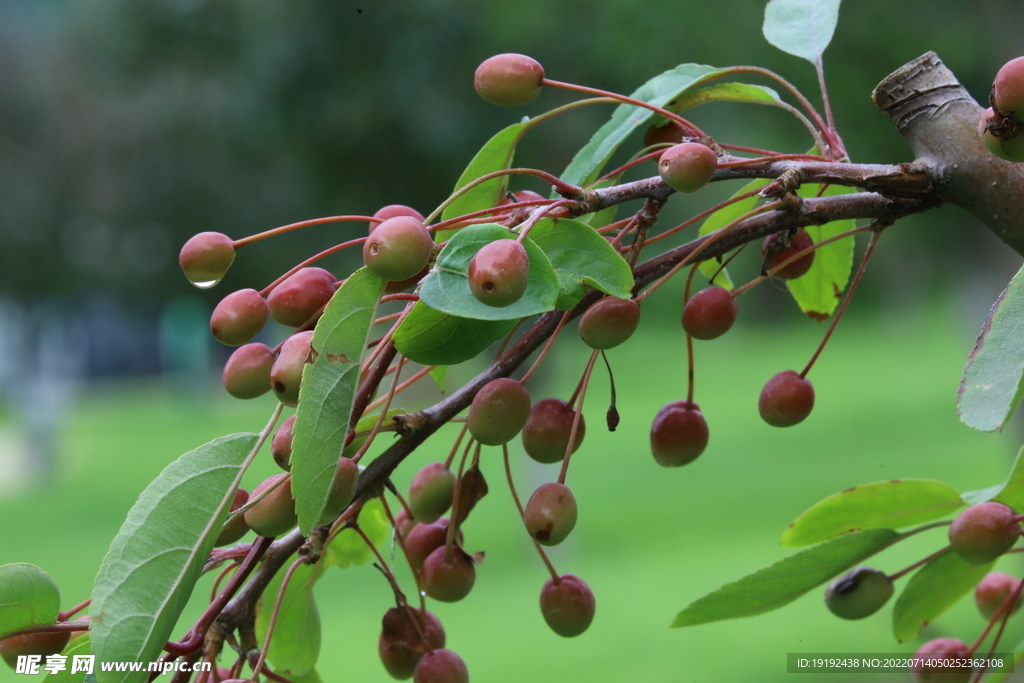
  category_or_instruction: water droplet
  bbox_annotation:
[191,279,219,289]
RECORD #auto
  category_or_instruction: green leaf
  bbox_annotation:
[292,267,385,535]
[428,366,448,392]
[781,479,963,548]
[962,445,1024,509]
[288,669,324,683]
[327,497,389,568]
[559,64,726,188]
[439,122,528,241]
[342,409,406,460]
[393,301,517,366]
[419,223,558,321]
[255,560,325,677]
[91,433,258,683]
[697,178,772,290]
[784,183,856,320]
[959,264,1024,431]
[763,0,842,66]
[528,217,635,310]
[892,550,991,643]
[0,563,61,639]
[672,528,899,627]
[669,82,782,113]
[43,635,92,683]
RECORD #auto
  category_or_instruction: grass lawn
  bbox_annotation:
[1,305,1022,682]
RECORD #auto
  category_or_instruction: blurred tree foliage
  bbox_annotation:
[0,0,1021,307]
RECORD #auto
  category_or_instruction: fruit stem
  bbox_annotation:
[719,143,826,158]
[968,569,1024,669]
[365,364,436,414]
[599,351,618,432]
[444,442,473,562]
[591,148,665,185]
[539,78,705,138]
[361,303,414,377]
[494,319,524,357]
[249,556,306,680]
[259,237,365,297]
[209,563,239,603]
[424,168,582,225]
[559,350,599,486]
[683,263,700,405]
[58,598,92,622]
[886,546,950,582]
[637,188,765,248]
[352,355,405,464]
[520,310,572,386]
[380,293,420,303]
[516,199,575,242]
[442,424,470,470]
[503,444,561,582]
[717,153,833,168]
[799,228,882,379]
[233,214,377,249]
[223,403,285,525]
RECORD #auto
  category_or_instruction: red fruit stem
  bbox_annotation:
[969,571,1024,683]
[442,423,470,470]
[815,60,841,154]
[249,556,306,680]
[352,341,398,439]
[259,237,364,297]
[428,201,549,236]
[365,364,435,414]
[209,563,240,603]
[378,496,429,612]
[0,622,90,637]
[361,300,412,376]
[637,189,767,248]
[516,199,575,242]
[559,350,599,486]
[494,319,524,357]
[352,354,405,464]
[380,293,420,303]
[58,598,91,622]
[683,263,700,405]
[609,213,641,249]
[444,441,474,562]
[503,444,561,582]
[374,311,404,326]
[425,167,582,225]
[719,143,825,158]
[520,310,572,385]
[717,153,833,168]
[799,228,882,379]
[539,78,705,138]
[233,215,376,249]
[592,149,666,185]
[886,546,950,582]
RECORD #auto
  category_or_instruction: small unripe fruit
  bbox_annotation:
[467,239,530,308]
[222,343,275,399]
[0,631,72,670]
[642,121,685,149]
[409,462,456,524]
[524,482,577,546]
[911,638,971,683]
[467,378,531,445]
[244,474,297,537]
[413,648,469,683]
[824,566,893,620]
[210,288,270,346]
[993,56,1024,115]
[364,216,434,282]
[267,267,337,328]
[758,370,814,427]
[578,297,641,350]
[271,331,314,407]
[379,606,446,680]
[521,398,586,464]
[649,400,708,467]
[682,287,737,340]
[975,571,1023,619]
[317,457,360,525]
[394,508,417,539]
[658,142,717,193]
[179,231,235,286]
[540,574,596,637]
[474,53,544,107]
[498,190,547,225]
[271,414,296,471]
[948,502,1019,565]
[404,518,457,571]
[215,488,250,547]
[762,228,815,279]
[422,546,476,602]
[978,107,1024,161]
[370,205,426,235]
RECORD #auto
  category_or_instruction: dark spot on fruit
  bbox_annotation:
[535,524,552,542]
[275,381,286,393]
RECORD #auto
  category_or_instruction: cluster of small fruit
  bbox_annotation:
[819,502,1023,683]
[979,57,1024,162]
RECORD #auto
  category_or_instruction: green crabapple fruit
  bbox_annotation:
[978,107,1024,162]
[658,142,718,193]
[540,574,596,637]
[421,546,476,603]
[271,331,314,407]
[244,474,297,538]
[524,482,578,546]
[758,371,814,427]
[824,566,893,620]
[364,216,434,282]
[649,400,708,467]
[369,205,426,235]
[404,518,461,571]
[642,121,685,149]
[271,414,296,471]
[378,606,446,680]
[409,462,456,524]
[267,267,337,328]
[521,398,586,465]
[474,53,545,107]
[413,648,469,683]
[577,297,641,350]
[222,343,275,399]
[0,631,72,670]
[762,228,815,279]
[316,457,360,526]
[974,571,1023,619]
[682,286,737,340]
[467,239,530,308]
[210,288,269,346]
[467,378,531,445]
[179,231,235,286]
[993,56,1024,114]
[948,502,1019,565]
[215,488,250,547]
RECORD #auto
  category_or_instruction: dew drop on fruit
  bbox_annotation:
[191,279,220,289]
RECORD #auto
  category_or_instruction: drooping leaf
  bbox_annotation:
[528,217,635,310]
[696,178,772,290]
[292,267,385,535]
[393,301,517,366]
[784,183,856,320]
[428,366,448,392]
[438,122,528,241]
[763,0,842,66]
[962,446,1024,509]
[327,497,389,568]
[959,265,1024,431]
[0,563,61,639]
[781,479,963,548]
[43,634,92,683]
[255,560,325,677]
[672,528,898,627]
[90,433,258,683]
[419,223,559,321]
[453,464,488,528]
[892,550,991,643]
[560,64,726,188]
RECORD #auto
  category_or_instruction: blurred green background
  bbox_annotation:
[3,0,1024,681]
